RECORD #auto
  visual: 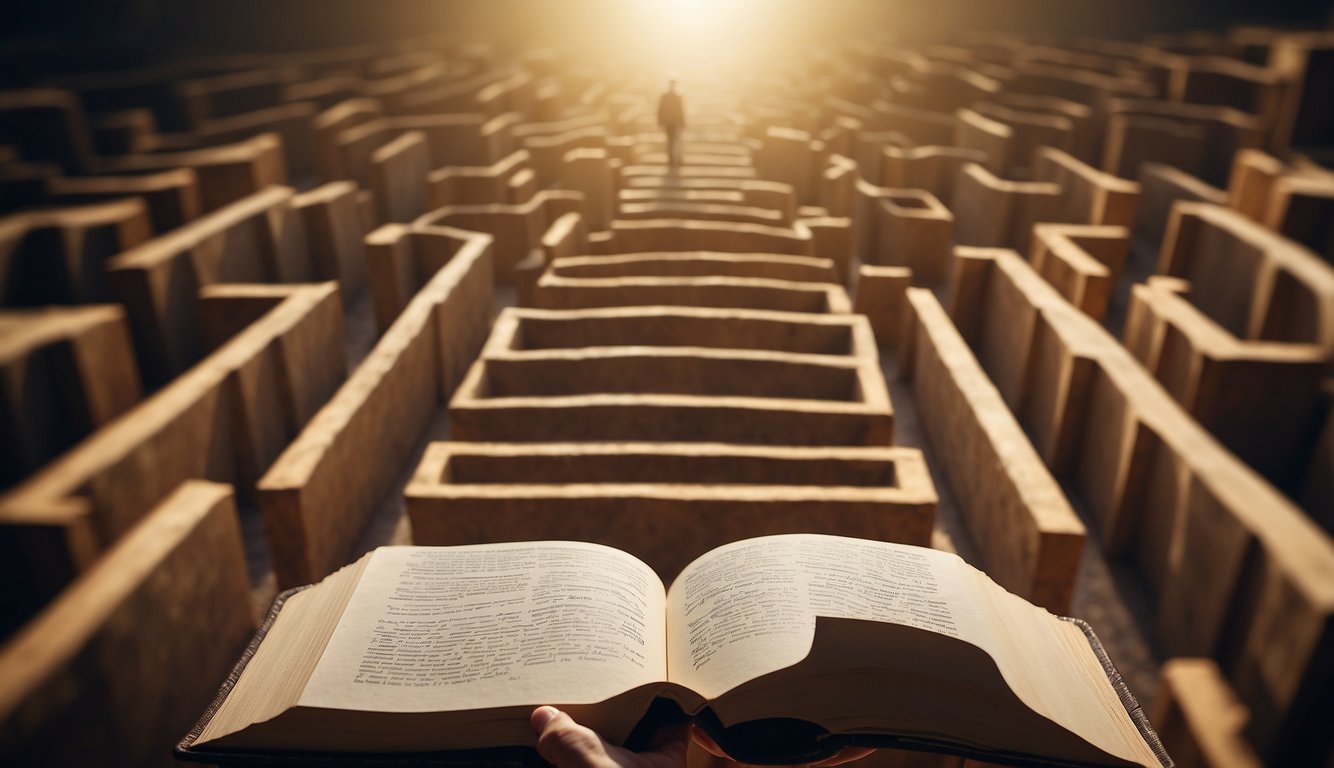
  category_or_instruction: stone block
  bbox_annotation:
[98,133,287,213]
[953,108,1012,175]
[0,89,96,174]
[880,144,987,205]
[1266,173,1334,264]
[1133,163,1226,248]
[900,288,1085,613]
[952,162,1062,253]
[989,92,1097,163]
[427,149,534,208]
[189,101,319,181]
[560,148,616,231]
[0,306,142,488]
[1225,149,1286,222]
[0,198,153,307]
[548,251,838,283]
[523,124,608,187]
[1028,224,1130,322]
[312,97,383,181]
[177,68,298,127]
[105,186,310,383]
[941,247,1334,760]
[972,102,1075,176]
[757,126,820,205]
[854,182,954,285]
[1270,32,1334,151]
[1151,659,1263,768]
[0,283,343,624]
[1032,147,1141,230]
[1157,202,1334,351]
[533,271,851,315]
[869,102,956,146]
[293,181,369,301]
[371,130,430,223]
[258,229,493,588]
[1122,279,1326,494]
[336,114,504,188]
[407,442,936,581]
[0,481,254,765]
[1103,100,1262,185]
[617,200,784,227]
[590,218,814,257]
[620,177,796,222]
[450,305,890,445]
[414,190,582,285]
[44,168,201,235]
[854,264,912,349]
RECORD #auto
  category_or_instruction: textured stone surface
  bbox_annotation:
[0,481,254,767]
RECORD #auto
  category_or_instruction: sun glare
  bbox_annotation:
[588,0,818,86]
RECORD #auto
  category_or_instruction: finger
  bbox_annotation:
[532,707,614,768]
[689,725,729,758]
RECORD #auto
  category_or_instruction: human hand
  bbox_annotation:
[531,706,689,768]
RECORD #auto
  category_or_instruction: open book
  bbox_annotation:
[179,535,1170,767]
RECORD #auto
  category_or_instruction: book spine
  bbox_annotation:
[175,586,311,756]
[1060,617,1174,768]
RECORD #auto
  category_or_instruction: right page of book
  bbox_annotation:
[664,534,1159,767]
[665,533,986,699]
[966,565,1163,766]
[300,541,668,713]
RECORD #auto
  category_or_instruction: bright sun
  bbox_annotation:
[603,0,810,83]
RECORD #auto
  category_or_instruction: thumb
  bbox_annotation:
[532,706,614,768]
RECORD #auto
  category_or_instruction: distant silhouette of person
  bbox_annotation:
[657,80,685,168]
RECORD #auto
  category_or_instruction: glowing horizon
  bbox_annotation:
[536,0,848,87]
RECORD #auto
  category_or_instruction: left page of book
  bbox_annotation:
[300,541,668,713]
[195,555,373,747]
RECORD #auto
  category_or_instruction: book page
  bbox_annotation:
[301,542,667,712]
[666,534,986,699]
[967,570,1163,767]
[197,556,370,745]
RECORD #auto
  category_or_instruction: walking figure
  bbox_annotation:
[657,80,685,169]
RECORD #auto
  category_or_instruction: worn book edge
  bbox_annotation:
[176,590,1173,768]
